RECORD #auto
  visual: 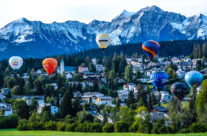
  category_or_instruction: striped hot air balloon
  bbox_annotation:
[142,40,160,59]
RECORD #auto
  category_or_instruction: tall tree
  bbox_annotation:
[125,64,133,82]
[61,86,73,117]
[202,43,207,59]
[13,99,30,119]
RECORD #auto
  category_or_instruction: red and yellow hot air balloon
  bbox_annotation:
[42,58,57,75]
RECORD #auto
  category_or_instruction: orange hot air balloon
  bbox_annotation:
[42,58,58,75]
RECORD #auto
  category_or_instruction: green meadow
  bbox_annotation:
[0,129,207,136]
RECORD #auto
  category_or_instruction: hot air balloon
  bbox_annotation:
[171,82,189,100]
[9,56,23,70]
[96,34,111,50]
[150,72,168,91]
[42,58,57,75]
[185,71,203,88]
[142,40,160,59]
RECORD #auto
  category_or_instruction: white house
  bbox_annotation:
[95,96,112,105]
[0,94,6,100]
[96,64,105,72]
[79,66,89,73]
[0,103,12,116]
[51,105,59,115]
[1,88,11,95]
[124,83,136,91]
[176,69,186,79]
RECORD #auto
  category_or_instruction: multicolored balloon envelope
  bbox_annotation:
[42,58,57,75]
[142,40,160,59]
[96,34,111,50]
[171,82,189,100]
[185,71,203,88]
[150,72,168,91]
[9,56,23,70]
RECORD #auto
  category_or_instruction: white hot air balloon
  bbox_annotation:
[9,56,23,70]
[96,34,111,50]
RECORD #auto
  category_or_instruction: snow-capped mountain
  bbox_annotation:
[0,5,207,59]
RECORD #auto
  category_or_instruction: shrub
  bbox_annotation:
[56,122,65,131]
[129,121,139,132]
[89,123,102,132]
[158,126,169,134]
[45,121,56,130]
[189,123,206,133]
[114,121,128,132]
[75,123,89,132]
[102,123,114,132]
[65,123,78,132]
[179,128,190,133]
[28,122,44,130]
[0,114,19,129]
[17,119,29,130]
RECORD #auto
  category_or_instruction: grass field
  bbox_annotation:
[0,129,207,136]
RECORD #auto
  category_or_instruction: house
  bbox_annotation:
[73,91,82,98]
[22,73,29,81]
[66,73,73,79]
[153,105,168,113]
[160,91,172,103]
[176,69,186,79]
[124,83,136,91]
[0,103,12,116]
[95,96,112,105]
[0,94,6,100]
[82,92,104,103]
[51,105,59,115]
[118,90,129,102]
[150,112,170,122]
[37,102,51,114]
[1,88,10,95]
[79,66,89,73]
[96,64,105,72]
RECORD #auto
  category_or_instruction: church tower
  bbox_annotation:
[60,58,64,74]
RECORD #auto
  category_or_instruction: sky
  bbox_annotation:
[0,0,207,28]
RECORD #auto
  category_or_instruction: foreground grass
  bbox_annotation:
[0,129,207,136]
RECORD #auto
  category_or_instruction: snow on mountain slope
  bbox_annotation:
[0,5,207,59]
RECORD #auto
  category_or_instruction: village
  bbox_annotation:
[1,55,207,125]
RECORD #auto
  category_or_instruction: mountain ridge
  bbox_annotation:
[0,5,207,59]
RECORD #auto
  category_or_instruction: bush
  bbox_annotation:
[189,123,206,133]
[114,121,129,132]
[89,123,102,132]
[102,123,114,132]
[17,119,29,130]
[45,121,56,130]
[65,123,78,132]
[129,121,139,132]
[28,122,44,130]
[158,126,169,134]
[56,122,65,131]
[0,114,19,129]
[75,123,89,132]
[179,128,190,133]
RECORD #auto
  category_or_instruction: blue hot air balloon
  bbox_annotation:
[185,71,203,88]
[142,40,160,59]
[150,72,168,91]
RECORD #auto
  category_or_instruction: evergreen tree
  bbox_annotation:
[126,91,135,109]
[61,86,73,117]
[89,62,96,72]
[202,43,207,59]
[125,64,133,82]
[72,96,82,116]
[93,81,99,92]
